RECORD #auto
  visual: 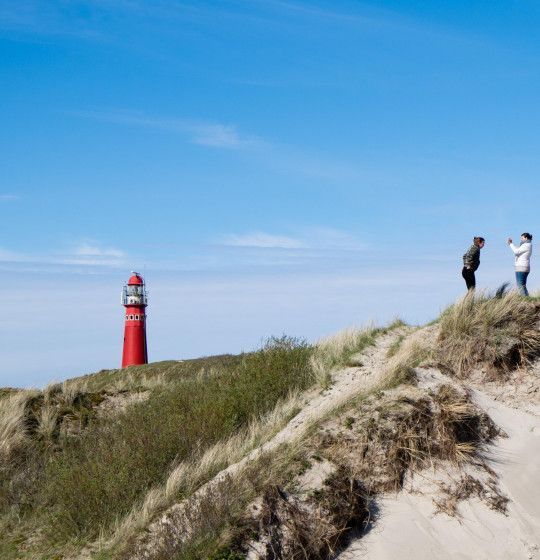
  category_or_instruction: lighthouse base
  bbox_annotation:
[122,320,148,367]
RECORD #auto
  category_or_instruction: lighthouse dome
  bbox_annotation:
[127,273,144,285]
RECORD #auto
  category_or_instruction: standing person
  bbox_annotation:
[462,237,485,291]
[507,233,533,296]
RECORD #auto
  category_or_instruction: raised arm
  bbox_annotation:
[509,242,526,256]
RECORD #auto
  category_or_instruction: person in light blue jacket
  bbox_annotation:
[507,233,533,296]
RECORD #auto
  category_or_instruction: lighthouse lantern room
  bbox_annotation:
[121,272,148,368]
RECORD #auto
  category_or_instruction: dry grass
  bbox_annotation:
[0,390,39,460]
[109,371,168,393]
[42,382,61,402]
[438,291,540,377]
[386,334,406,358]
[249,467,369,560]
[434,473,509,517]
[35,404,59,443]
[310,327,378,388]
[61,380,84,408]
[381,330,434,389]
[313,383,498,494]
[432,384,499,463]
[310,320,405,389]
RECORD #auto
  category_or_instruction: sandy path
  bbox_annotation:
[337,382,540,560]
[130,328,407,559]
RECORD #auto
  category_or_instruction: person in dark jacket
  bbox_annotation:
[462,237,485,290]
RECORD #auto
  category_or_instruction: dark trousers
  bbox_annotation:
[462,266,476,290]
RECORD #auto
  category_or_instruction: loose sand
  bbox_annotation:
[338,378,540,560]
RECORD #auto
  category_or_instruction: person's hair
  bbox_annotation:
[521,232,533,240]
[474,236,485,244]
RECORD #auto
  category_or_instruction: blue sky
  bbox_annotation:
[1,1,539,387]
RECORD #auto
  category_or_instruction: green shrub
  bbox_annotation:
[17,336,313,549]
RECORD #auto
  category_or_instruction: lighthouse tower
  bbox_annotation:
[121,272,148,367]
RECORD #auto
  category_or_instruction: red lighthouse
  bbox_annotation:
[121,272,148,367]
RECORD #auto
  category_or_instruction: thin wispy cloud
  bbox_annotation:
[221,232,306,249]
[70,111,262,150]
[262,145,367,182]
[186,123,252,148]
[71,109,368,180]
[308,227,367,251]
[0,194,20,201]
[0,241,127,268]
[63,242,127,266]
[219,228,366,251]
[261,0,486,47]
[73,243,125,259]
[0,248,24,262]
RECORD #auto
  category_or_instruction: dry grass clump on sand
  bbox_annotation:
[313,383,499,494]
[248,467,370,560]
[438,291,540,377]
[433,472,509,518]
[433,384,499,462]
[157,455,371,560]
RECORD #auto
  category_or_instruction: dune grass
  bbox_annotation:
[143,324,490,560]
[0,321,405,559]
[438,290,540,377]
[0,336,313,558]
[310,320,406,388]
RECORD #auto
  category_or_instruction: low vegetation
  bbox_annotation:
[231,383,499,559]
[438,290,540,377]
[158,339,500,559]
[0,336,314,558]
[310,320,405,388]
[314,383,499,493]
[0,325,396,559]
[1,292,537,560]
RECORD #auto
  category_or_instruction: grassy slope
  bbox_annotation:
[3,292,537,560]
[0,329,386,560]
[165,293,540,560]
